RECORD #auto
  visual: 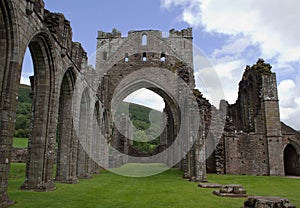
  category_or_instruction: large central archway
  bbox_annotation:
[96,50,204,178]
[111,80,181,158]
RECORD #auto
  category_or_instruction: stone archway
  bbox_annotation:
[56,68,78,184]
[110,80,181,160]
[21,33,56,191]
[284,144,300,176]
[0,1,89,205]
[0,0,18,206]
[206,132,216,173]
[77,88,93,179]
[98,47,205,180]
[91,101,101,174]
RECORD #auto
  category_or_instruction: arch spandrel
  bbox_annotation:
[100,52,196,103]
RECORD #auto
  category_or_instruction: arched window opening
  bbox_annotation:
[142,52,147,62]
[124,53,129,62]
[160,52,166,62]
[142,34,147,46]
[15,37,54,189]
[284,144,300,176]
[55,69,77,183]
[14,47,33,145]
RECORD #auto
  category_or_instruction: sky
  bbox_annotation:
[21,0,300,130]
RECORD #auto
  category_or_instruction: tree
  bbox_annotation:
[133,130,150,152]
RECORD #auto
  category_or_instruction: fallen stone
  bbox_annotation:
[198,183,222,188]
[213,184,247,198]
[244,196,296,208]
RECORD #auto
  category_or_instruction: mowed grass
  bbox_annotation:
[8,163,300,208]
[13,138,28,148]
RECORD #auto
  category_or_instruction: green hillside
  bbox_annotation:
[116,102,163,152]
[116,101,162,130]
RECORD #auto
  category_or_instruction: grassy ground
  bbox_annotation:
[12,138,28,148]
[8,163,300,208]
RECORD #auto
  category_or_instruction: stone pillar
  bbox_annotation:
[21,76,56,192]
[0,80,17,207]
[56,86,78,183]
[77,91,92,179]
[77,142,92,179]
[262,74,284,176]
[194,133,207,182]
[91,106,101,174]
[0,134,14,207]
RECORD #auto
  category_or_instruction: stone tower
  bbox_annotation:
[223,59,284,176]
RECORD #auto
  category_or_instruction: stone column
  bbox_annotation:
[21,75,56,192]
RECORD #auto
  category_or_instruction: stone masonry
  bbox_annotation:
[1,1,300,207]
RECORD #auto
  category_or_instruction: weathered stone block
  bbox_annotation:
[213,184,247,198]
[244,196,296,208]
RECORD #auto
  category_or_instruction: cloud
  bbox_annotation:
[20,73,31,85]
[278,78,300,130]
[124,88,165,111]
[278,80,297,108]
[161,0,300,63]
[161,0,300,129]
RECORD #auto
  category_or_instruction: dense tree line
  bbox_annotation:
[15,84,32,138]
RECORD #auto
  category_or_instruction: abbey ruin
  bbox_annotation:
[0,1,300,207]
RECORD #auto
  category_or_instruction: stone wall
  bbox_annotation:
[0,1,99,206]
[220,59,300,176]
[224,133,269,175]
[95,28,209,181]
[11,148,27,163]
[1,1,300,207]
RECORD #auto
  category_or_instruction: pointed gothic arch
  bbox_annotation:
[284,143,300,176]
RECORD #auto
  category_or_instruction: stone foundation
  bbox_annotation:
[11,148,27,163]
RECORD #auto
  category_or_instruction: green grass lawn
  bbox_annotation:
[13,138,28,148]
[8,163,300,208]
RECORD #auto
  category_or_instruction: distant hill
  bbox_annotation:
[116,101,162,130]
[18,84,31,103]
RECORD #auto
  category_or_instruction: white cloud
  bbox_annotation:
[124,88,165,111]
[278,78,300,130]
[278,80,297,108]
[20,73,31,85]
[161,0,300,129]
[194,53,246,105]
[161,0,300,64]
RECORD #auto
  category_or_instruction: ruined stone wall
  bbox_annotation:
[224,59,284,176]
[224,133,269,175]
[96,28,208,181]
[96,28,195,89]
[281,123,300,176]
[0,1,97,206]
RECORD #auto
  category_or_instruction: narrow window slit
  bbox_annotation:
[124,53,129,62]
[142,52,147,61]
[160,52,166,62]
[142,34,147,46]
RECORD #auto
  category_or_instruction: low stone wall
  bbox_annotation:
[11,148,27,163]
